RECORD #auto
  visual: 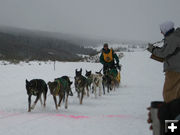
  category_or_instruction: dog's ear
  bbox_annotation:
[75,69,78,74]
[26,79,29,84]
[80,68,82,73]
[70,81,73,85]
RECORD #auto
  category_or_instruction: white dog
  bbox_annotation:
[91,72,103,98]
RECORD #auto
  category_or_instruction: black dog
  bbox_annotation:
[26,79,48,112]
[103,66,120,94]
[48,76,73,110]
[102,70,112,94]
[75,68,89,104]
[85,70,93,92]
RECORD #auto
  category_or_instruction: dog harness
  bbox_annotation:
[53,78,68,96]
[109,68,118,78]
[103,49,113,62]
[87,77,92,85]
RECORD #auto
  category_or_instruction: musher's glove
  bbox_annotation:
[117,64,121,71]
[147,44,155,53]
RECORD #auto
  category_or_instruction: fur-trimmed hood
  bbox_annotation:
[160,21,174,35]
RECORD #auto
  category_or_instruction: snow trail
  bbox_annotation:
[0,51,163,135]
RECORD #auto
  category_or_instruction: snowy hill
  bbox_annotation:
[0,51,164,135]
[0,26,97,61]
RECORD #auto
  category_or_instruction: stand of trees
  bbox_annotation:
[0,29,97,62]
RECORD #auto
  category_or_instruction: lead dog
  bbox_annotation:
[75,68,89,104]
[85,70,93,93]
[26,79,48,112]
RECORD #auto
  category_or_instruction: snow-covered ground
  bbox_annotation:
[0,51,164,135]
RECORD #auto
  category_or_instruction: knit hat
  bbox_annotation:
[104,43,108,47]
[160,21,174,35]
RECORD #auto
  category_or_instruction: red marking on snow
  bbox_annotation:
[0,111,21,119]
[55,114,89,119]
[0,111,5,115]
[0,110,134,120]
[105,114,132,118]
[54,114,133,119]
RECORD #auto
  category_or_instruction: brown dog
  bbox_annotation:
[48,76,73,110]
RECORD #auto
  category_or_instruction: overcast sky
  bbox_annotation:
[0,0,180,42]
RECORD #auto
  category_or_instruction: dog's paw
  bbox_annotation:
[31,104,35,110]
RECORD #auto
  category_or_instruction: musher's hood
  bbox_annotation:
[160,21,174,35]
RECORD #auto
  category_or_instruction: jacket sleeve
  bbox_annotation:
[100,53,105,64]
[152,36,178,58]
[112,50,119,63]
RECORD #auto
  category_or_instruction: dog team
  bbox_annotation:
[25,68,120,112]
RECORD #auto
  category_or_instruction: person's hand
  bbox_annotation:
[147,107,153,130]
[147,43,155,53]
[116,63,121,71]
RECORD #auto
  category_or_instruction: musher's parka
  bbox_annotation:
[100,48,119,73]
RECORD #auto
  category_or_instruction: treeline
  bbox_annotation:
[0,28,97,62]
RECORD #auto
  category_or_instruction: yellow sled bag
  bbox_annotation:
[116,71,121,83]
